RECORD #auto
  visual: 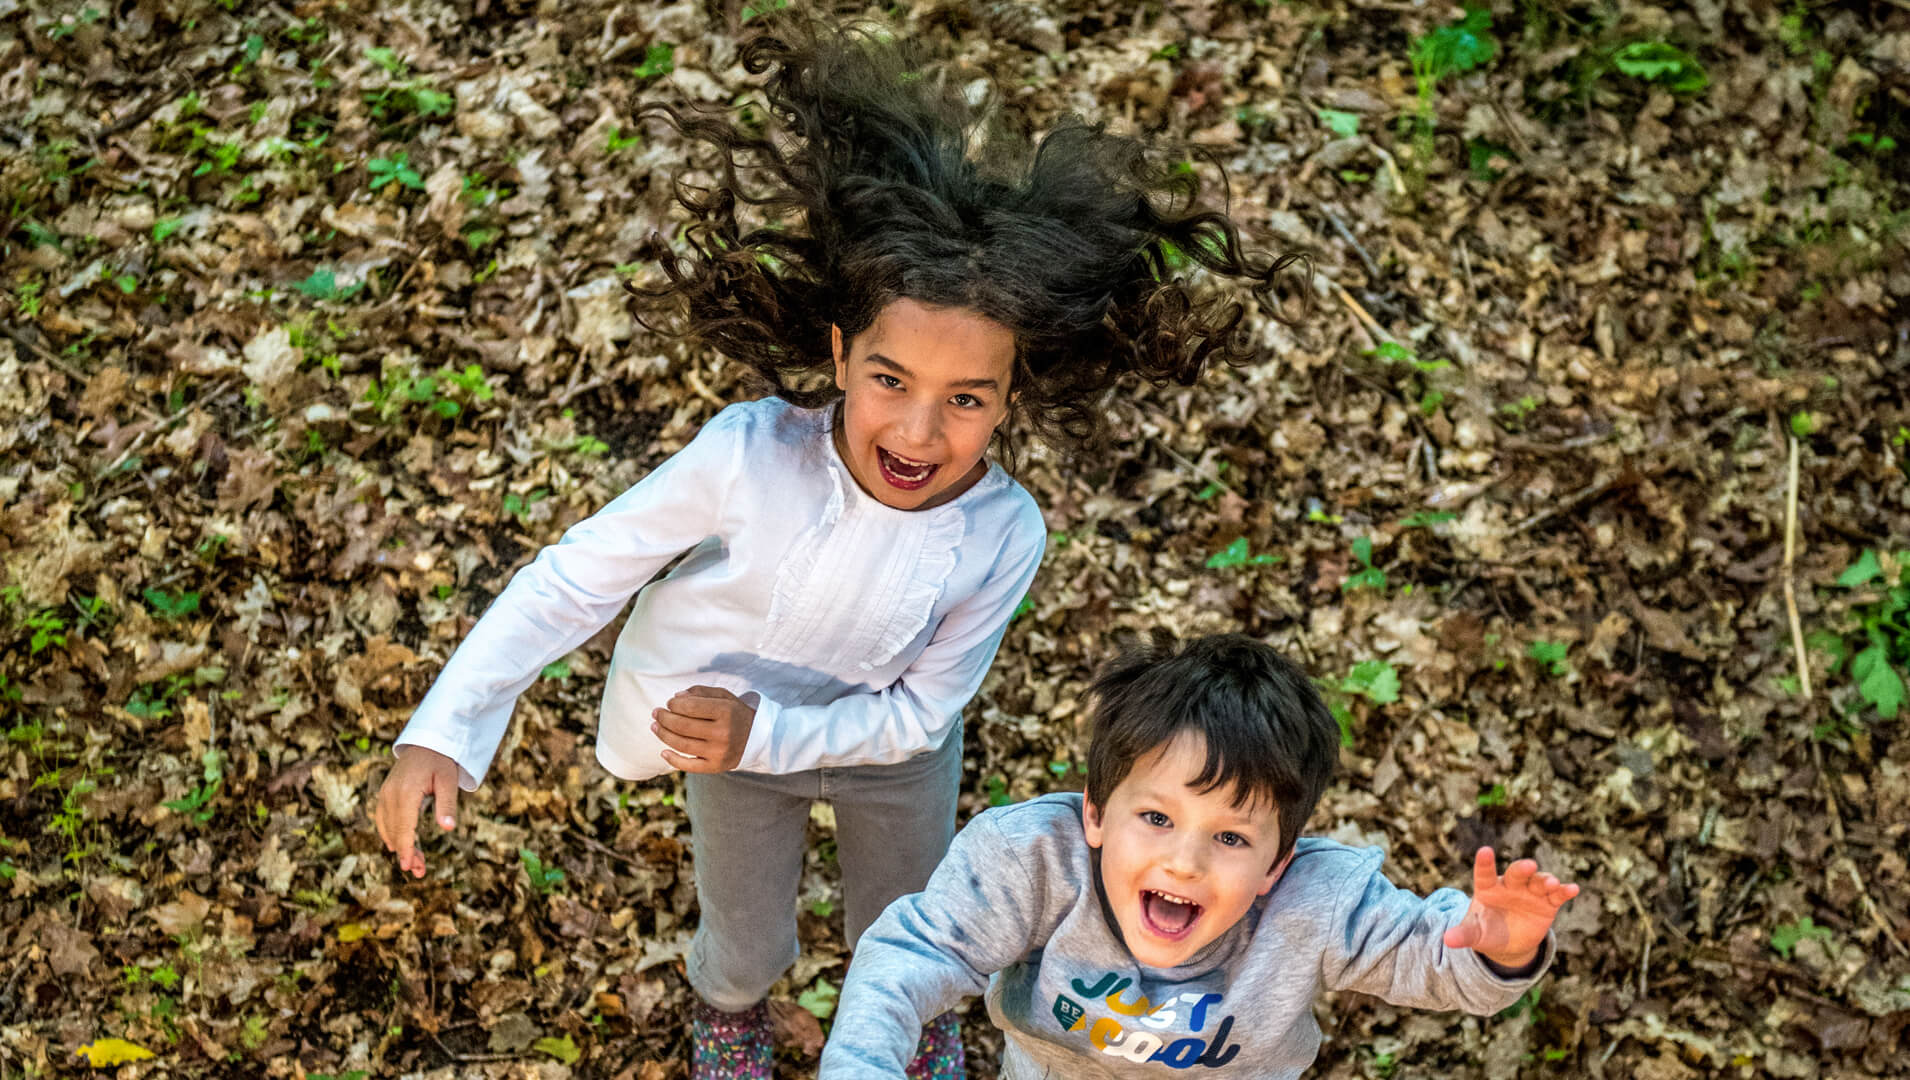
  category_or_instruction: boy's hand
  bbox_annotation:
[654,685,754,773]
[1443,847,1580,969]
[373,746,462,879]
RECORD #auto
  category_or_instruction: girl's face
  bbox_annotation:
[832,298,1016,511]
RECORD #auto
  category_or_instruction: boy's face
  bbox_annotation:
[1083,733,1289,969]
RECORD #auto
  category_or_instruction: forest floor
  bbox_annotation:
[2,0,1908,1077]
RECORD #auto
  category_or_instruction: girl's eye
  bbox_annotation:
[1141,811,1170,828]
[1217,832,1248,848]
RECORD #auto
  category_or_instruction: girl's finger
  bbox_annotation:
[661,748,715,774]
[431,766,460,831]
[653,720,713,754]
[1471,847,1498,894]
[1502,859,1538,890]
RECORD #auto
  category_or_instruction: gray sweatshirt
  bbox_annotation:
[821,794,1552,1079]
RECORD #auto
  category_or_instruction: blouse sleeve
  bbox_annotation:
[393,407,747,788]
[735,503,1045,775]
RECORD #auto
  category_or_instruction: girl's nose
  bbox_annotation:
[901,400,941,446]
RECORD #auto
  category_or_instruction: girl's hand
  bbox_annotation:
[654,685,755,773]
[1442,847,1581,969]
[373,746,461,879]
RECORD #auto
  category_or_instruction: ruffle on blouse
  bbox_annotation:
[757,453,968,674]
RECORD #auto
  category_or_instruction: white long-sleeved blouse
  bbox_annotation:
[394,397,1046,787]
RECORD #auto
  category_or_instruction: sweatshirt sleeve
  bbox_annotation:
[733,506,1044,774]
[821,812,1048,1079]
[392,408,746,788]
[1318,855,1554,1014]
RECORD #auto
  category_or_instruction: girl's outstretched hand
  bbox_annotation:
[654,685,755,773]
[373,746,461,879]
[1442,847,1580,969]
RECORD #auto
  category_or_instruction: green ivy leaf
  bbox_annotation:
[1851,645,1904,718]
[1341,660,1400,704]
[1838,549,1883,587]
[798,977,839,1020]
[1316,108,1360,138]
[533,1035,580,1065]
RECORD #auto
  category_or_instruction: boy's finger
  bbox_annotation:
[1443,913,1481,950]
[372,794,389,850]
[1471,847,1498,893]
[392,788,420,875]
[431,768,460,831]
[1503,859,1538,890]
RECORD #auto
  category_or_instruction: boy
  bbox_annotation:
[820,632,1581,1078]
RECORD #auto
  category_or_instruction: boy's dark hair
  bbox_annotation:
[631,17,1303,461]
[1084,630,1338,866]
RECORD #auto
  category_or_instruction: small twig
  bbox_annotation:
[1621,880,1652,1001]
[1,322,88,381]
[427,1029,519,1064]
[566,825,650,872]
[1321,205,1382,283]
[1783,435,1811,699]
[684,362,726,408]
[1152,437,1231,496]
[1334,284,1385,349]
[1511,475,1616,535]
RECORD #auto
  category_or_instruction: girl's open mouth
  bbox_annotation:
[877,447,939,491]
[1140,889,1202,940]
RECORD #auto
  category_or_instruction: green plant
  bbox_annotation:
[503,488,550,525]
[984,774,1011,807]
[163,749,224,825]
[540,659,571,681]
[1610,41,1708,95]
[1340,659,1400,704]
[23,608,67,654]
[633,43,676,80]
[1770,915,1835,959]
[294,267,364,303]
[1809,550,1907,719]
[519,849,566,895]
[1206,536,1281,570]
[368,152,425,191]
[1477,783,1508,807]
[1404,6,1497,182]
[1342,538,1387,591]
[1317,108,1360,138]
[15,279,43,317]
[1528,640,1570,677]
[741,0,790,22]
[797,977,838,1020]
[1399,510,1456,529]
[143,587,202,622]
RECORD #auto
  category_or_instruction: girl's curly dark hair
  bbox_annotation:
[632,17,1302,456]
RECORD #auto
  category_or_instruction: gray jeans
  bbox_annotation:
[684,722,964,1011]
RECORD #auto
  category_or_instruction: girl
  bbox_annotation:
[373,17,1293,1079]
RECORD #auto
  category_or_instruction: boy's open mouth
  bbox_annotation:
[877,447,939,491]
[1140,889,1202,939]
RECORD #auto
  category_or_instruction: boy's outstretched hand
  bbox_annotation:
[373,746,462,879]
[1443,847,1580,969]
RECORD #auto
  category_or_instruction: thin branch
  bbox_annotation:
[1783,435,1811,700]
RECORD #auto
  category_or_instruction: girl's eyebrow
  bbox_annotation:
[865,353,1002,393]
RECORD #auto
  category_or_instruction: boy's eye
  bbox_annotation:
[874,374,902,389]
[1141,811,1170,828]
[1217,832,1248,848]
[951,393,981,408]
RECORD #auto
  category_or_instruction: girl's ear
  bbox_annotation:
[831,324,847,391]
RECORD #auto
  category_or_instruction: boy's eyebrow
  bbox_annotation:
[865,353,1003,392]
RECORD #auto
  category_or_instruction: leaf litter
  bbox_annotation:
[0,0,1907,1077]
